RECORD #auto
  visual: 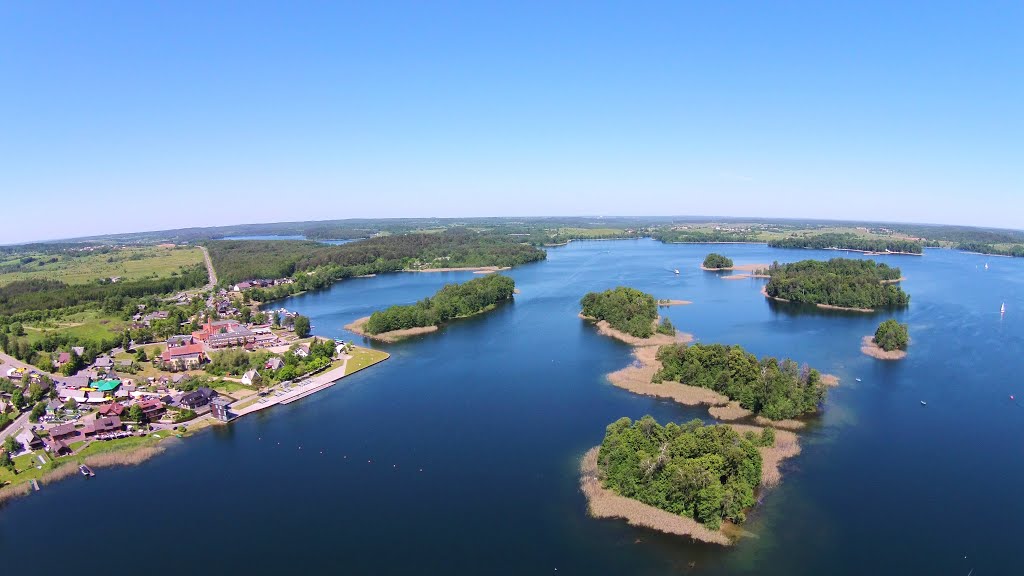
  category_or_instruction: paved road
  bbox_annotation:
[200,245,217,288]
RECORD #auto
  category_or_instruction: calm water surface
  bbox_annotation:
[2,240,1023,575]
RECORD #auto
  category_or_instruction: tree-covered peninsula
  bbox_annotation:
[362,274,515,335]
[597,416,771,530]
[580,287,666,339]
[653,343,826,421]
[702,253,734,270]
[208,229,546,293]
[768,233,923,255]
[763,258,909,310]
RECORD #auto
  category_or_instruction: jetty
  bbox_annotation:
[231,362,353,417]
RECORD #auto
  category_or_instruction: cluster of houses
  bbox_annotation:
[231,277,293,292]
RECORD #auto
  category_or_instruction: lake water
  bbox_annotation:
[222,235,356,245]
[2,239,1023,575]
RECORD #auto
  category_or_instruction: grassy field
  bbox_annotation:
[23,310,130,346]
[0,245,204,287]
[344,346,390,375]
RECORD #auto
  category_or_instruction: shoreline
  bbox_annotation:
[657,299,692,307]
[345,316,439,343]
[860,335,908,360]
[403,266,510,273]
[700,263,769,272]
[580,424,801,543]
[760,284,876,313]
[578,314,692,348]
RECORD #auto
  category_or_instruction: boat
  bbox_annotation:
[1001,303,1006,315]
[985,262,989,270]
[855,378,862,382]
[920,400,927,406]
[79,464,95,477]
[674,269,680,275]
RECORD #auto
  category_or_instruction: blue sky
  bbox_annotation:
[1,1,1021,243]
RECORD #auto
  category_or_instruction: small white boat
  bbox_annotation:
[1001,303,1006,315]
[674,269,680,275]
[920,400,927,406]
[985,263,989,270]
[855,378,862,382]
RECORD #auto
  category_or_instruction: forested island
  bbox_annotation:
[862,319,909,360]
[762,258,910,311]
[768,233,923,254]
[347,274,515,341]
[653,343,826,421]
[580,287,674,339]
[702,253,734,270]
[594,416,770,531]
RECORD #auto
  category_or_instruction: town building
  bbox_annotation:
[179,387,218,410]
[210,397,232,422]
[160,343,206,370]
[241,370,262,386]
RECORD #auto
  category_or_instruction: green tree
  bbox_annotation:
[128,403,145,423]
[3,435,22,454]
[11,389,25,410]
[293,315,311,338]
[29,401,46,422]
[873,319,909,351]
[702,253,734,269]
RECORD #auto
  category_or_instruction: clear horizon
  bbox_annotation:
[2,2,1021,244]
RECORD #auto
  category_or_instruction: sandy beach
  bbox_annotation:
[345,316,439,343]
[860,335,908,360]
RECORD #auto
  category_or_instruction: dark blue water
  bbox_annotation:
[222,234,356,245]
[2,239,1022,575]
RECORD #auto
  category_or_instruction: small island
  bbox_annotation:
[861,319,909,360]
[346,274,515,342]
[701,253,734,270]
[580,287,680,343]
[581,416,798,544]
[654,343,826,426]
[762,258,910,311]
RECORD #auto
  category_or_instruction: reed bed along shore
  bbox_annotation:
[0,442,171,506]
[708,401,753,421]
[701,263,769,272]
[345,316,439,343]
[580,423,802,542]
[579,447,732,546]
[860,335,908,360]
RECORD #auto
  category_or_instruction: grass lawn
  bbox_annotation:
[0,245,204,287]
[0,450,51,485]
[23,310,129,346]
[344,346,390,376]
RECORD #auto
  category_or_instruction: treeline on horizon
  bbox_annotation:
[598,416,771,530]
[580,287,661,338]
[768,233,923,254]
[651,229,761,243]
[207,230,547,286]
[364,274,515,334]
[654,343,826,421]
[764,258,910,309]
[954,242,1024,258]
[0,265,208,316]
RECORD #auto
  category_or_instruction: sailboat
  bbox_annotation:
[674,269,680,275]
[1001,303,1006,315]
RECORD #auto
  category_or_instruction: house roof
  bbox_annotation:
[242,369,260,380]
[48,423,79,438]
[165,343,205,358]
[92,379,121,392]
[57,352,71,363]
[98,403,125,416]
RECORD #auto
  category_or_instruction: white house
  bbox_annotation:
[241,370,262,386]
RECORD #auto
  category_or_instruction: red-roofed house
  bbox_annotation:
[98,402,126,417]
[160,343,206,370]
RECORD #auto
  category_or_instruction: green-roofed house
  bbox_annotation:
[93,379,121,393]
